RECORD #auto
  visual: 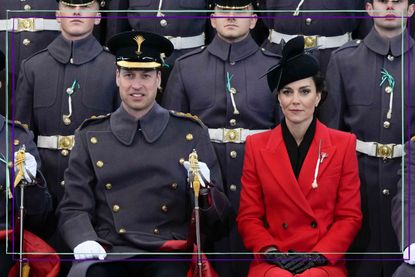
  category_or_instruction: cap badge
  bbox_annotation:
[133,35,145,55]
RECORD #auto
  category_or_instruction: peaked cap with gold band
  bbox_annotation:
[56,0,97,6]
[107,31,174,69]
[213,0,253,9]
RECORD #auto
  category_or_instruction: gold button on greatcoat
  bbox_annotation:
[100,1,106,7]
[112,205,120,212]
[387,55,394,61]
[24,4,31,10]
[383,121,391,128]
[229,119,237,126]
[179,158,185,165]
[118,228,126,234]
[8,161,13,168]
[160,19,167,27]
[171,183,178,190]
[230,151,237,159]
[22,38,31,46]
[61,149,69,157]
[186,134,193,141]
[14,139,20,146]
[90,137,98,144]
[60,180,65,187]
[105,183,112,190]
[382,189,390,196]
[153,228,160,235]
[96,160,104,168]
[229,184,237,192]
[161,205,168,213]
[305,17,312,25]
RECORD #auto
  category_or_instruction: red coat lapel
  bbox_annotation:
[260,126,315,218]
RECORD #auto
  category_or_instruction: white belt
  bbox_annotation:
[0,18,60,32]
[208,128,267,144]
[165,33,205,50]
[268,29,351,49]
[356,139,403,160]
[37,135,75,150]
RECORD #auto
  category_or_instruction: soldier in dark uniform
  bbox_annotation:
[0,1,60,117]
[14,1,119,275]
[320,0,415,276]
[391,139,415,277]
[0,110,57,276]
[259,0,372,74]
[162,1,280,276]
[57,30,230,277]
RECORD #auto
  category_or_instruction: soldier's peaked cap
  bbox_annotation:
[213,0,253,9]
[266,36,319,92]
[107,31,174,69]
[56,0,97,6]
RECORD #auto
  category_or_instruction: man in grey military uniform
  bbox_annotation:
[57,30,230,277]
[391,139,415,277]
[259,0,372,74]
[0,1,60,117]
[320,0,415,276]
[162,0,280,276]
[15,0,119,210]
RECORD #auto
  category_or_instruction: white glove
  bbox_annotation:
[403,243,415,265]
[183,161,210,188]
[74,240,107,260]
[14,152,37,182]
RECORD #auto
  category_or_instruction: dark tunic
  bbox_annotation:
[57,104,230,276]
[15,34,119,205]
[320,28,415,277]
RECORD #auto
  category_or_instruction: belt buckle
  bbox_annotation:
[304,35,317,48]
[58,136,74,150]
[17,18,35,32]
[376,143,394,160]
[224,128,241,143]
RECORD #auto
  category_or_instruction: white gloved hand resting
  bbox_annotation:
[14,152,37,182]
[183,161,210,188]
[74,240,107,260]
[403,243,415,265]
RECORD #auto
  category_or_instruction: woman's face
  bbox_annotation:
[278,77,321,126]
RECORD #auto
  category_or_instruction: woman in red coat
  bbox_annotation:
[236,37,362,277]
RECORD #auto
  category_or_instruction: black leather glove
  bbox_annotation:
[263,249,291,269]
[284,252,328,274]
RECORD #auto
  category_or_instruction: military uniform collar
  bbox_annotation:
[110,103,169,145]
[48,34,103,65]
[207,34,258,62]
[364,27,414,57]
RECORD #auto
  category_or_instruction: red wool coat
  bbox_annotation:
[237,120,362,276]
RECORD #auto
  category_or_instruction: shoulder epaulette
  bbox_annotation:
[169,110,206,127]
[333,39,362,54]
[176,46,207,61]
[260,47,281,58]
[78,113,111,130]
[24,48,48,62]
[9,120,30,133]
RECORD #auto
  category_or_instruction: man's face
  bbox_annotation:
[116,68,161,119]
[366,0,414,35]
[210,5,257,43]
[56,1,101,40]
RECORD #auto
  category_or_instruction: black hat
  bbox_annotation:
[266,36,319,92]
[0,50,4,71]
[213,0,253,9]
[107,31,174,69]
[56,0,97,6]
